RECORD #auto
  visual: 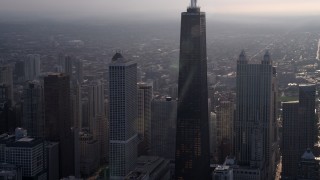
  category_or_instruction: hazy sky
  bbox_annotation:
[1,0,320,21]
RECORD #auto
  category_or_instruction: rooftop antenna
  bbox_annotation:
[191,0,197,8]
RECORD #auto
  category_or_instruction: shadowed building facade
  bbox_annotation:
[44,73,77,178]
[175,1,210,179]
[234,51,277,179]
[281,84,316,179]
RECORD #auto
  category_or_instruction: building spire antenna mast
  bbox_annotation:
[191,0,197,8]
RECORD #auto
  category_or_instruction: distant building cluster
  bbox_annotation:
[1,1,320,180]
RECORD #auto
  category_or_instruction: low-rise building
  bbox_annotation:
[0,129,46,179]
[213,165,233,180]
[124,156,170,180]
[0,163,22,180]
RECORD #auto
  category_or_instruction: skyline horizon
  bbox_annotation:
[1,0,320,22]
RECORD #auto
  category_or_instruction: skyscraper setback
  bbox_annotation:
[175,0,210,179]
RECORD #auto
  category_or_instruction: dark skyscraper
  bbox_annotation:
[281,84,316,179]
[44,73,76,178]
[22,81,44,138]
[175,0,210,179]
[299,84,316,151]
[282,101,300,179]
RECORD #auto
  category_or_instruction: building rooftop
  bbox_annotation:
[299,84,316,87]
[282,101,299,104]
[215,165,231,171]
[112,52,123,61]
[0,133,43,148]
[301,149,316,160]
[17,137,34,142]
[109,52,135,66]
[125,156,170,180]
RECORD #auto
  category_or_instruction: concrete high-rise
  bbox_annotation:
[74,59,83,83]
[88,80,105,130]
[95,114,108,164]
[234,51,277,179]
[108,52,138,179]
[209,111,217,162]
[0,84,15,134]
[88,80,107,163]
[71,80,82,129]
[44,73,77,178]
[175,0,210,179]
[22,81,44,138]
[0,65,13,103]
[24,54,40,81]
[215,101,234,163]
[64,56,73,78]
[137,82,153,155]
[79,132,100,177]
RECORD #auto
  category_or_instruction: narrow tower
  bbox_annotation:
[109,53,138,179]
[175,0,210,179]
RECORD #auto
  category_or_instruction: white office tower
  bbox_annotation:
[0,65,14,104]
[22,81,44,138]
[109,52,138,179]
[24,54,40,81]
[137,82,153,154]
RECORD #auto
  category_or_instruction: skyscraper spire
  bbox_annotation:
[191,0,197,8]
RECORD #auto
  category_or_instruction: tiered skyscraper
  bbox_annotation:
[175,0,210,179]
[109,53,138,179]
[234,51,277,179]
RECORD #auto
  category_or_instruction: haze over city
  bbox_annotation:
[0,0,320,179]
[1,0,320,22]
